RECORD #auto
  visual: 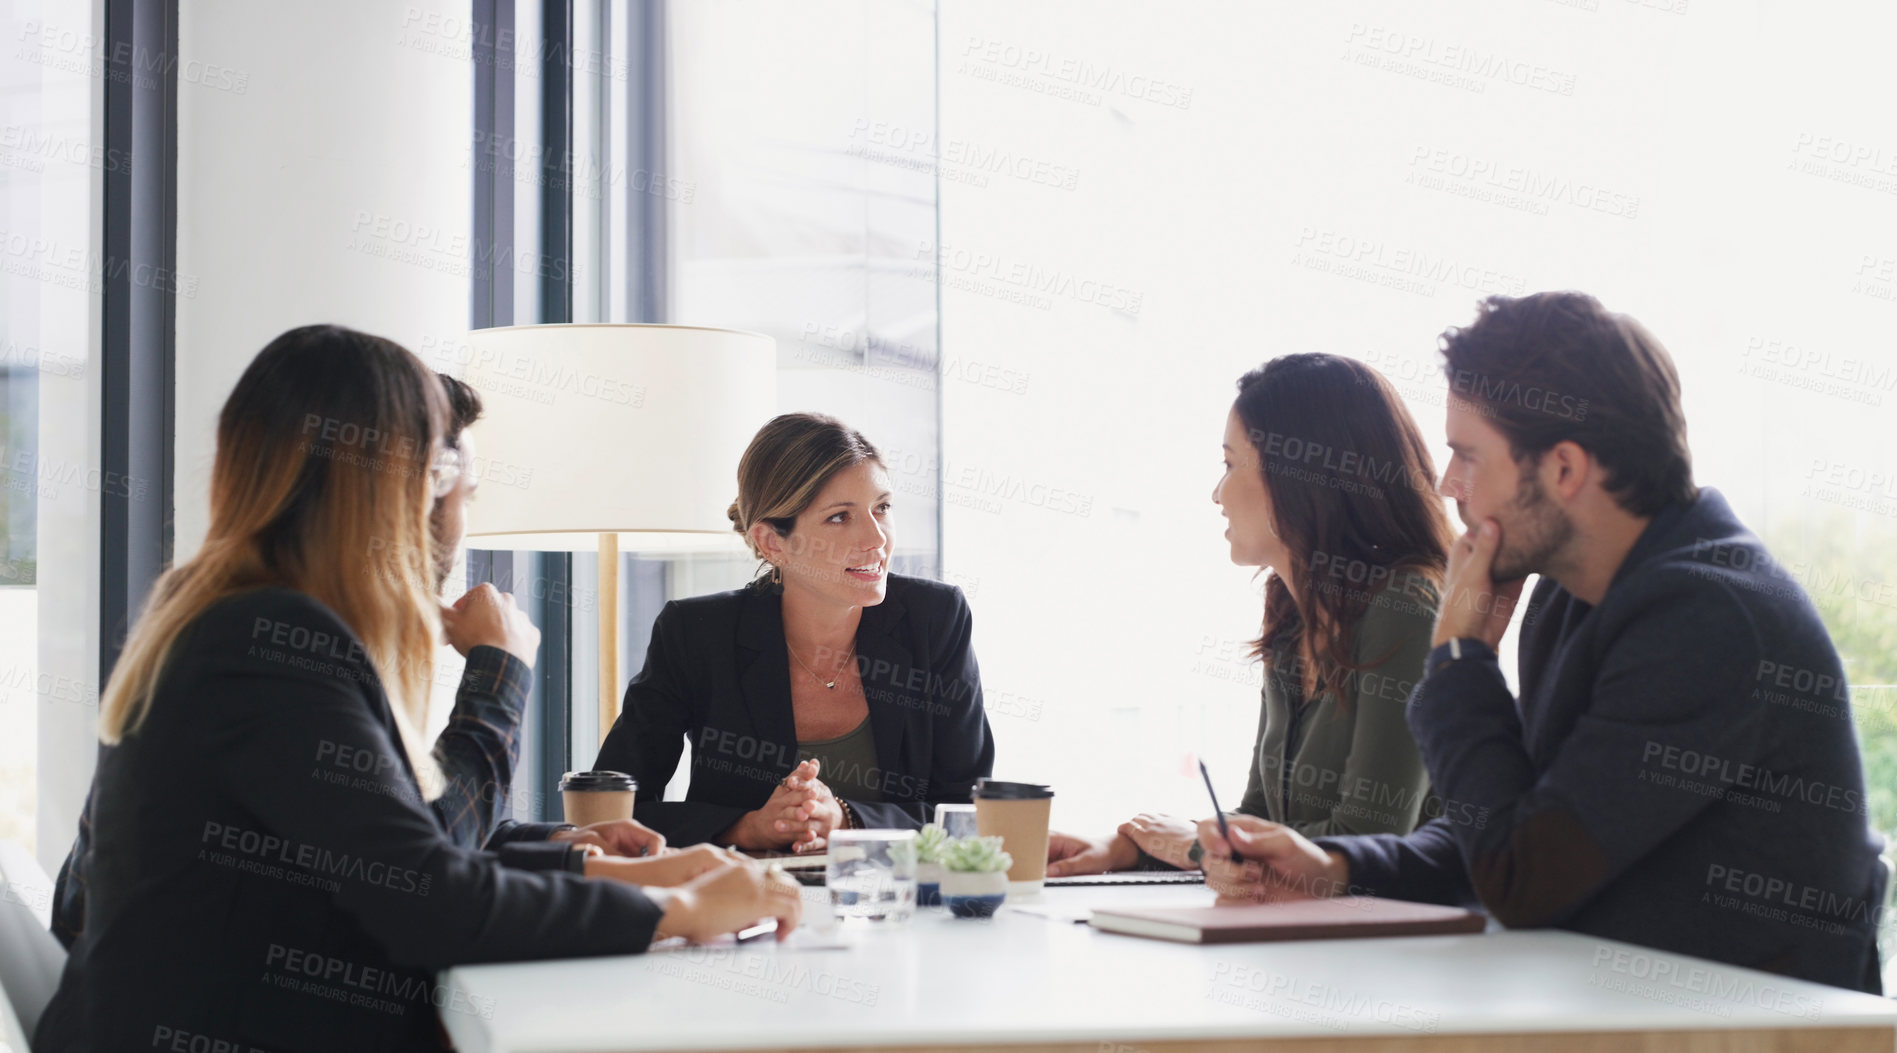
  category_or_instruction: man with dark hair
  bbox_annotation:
[432,372,485,591]
[1198,291,1886,994]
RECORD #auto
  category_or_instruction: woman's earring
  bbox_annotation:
[770,563,783,585]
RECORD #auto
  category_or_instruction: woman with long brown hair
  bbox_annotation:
[35,325,799,1053]
[1047,353,1455,875]
[42,370,733,950]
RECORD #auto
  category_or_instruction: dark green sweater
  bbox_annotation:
[1236,569,1441,837]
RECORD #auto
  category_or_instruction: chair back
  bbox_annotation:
[0,840,66,1047]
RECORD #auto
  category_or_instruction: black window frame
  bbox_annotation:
[470,0,577,823]
[98,0,179,684]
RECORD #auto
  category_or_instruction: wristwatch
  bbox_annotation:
[1430,636,1494,674]
[1187,838,1205,866]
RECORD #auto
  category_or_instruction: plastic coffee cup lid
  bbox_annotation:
[973,778,1054,800]
[559,770,638,792]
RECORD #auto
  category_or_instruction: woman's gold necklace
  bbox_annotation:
[790,642,855,690]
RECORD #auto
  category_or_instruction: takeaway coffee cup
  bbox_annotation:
[560,770,638,827]
[972,779,1054,893]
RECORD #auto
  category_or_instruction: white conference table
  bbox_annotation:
[440,883,1897,1053]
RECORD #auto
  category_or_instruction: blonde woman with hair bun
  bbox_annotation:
[596,412,996,851]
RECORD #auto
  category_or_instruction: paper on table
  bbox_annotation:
[647,924,848,953]
[1005,902,1092,924]
[737,850,830,869]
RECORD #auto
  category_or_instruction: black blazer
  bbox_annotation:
[35,588,662,1053]
[596,574,995,846]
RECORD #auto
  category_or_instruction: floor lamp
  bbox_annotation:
[460,323,775,740]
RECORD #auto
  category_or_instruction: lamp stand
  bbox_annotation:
[598,531,620,743]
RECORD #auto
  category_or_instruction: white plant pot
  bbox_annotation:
[940,869,1008,917]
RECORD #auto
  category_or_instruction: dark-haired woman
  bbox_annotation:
[1048,354,1454,876]
[594,412,996,850]
[35,326,799,1053]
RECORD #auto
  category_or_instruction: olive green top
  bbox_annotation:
[1233,568,1442,837]
[797,716,887,805]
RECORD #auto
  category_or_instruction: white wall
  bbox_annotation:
[174,0,472,557]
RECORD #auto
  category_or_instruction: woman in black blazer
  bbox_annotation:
[596,413,995,850]
[45,372,685,948]
[35,326,798,1053]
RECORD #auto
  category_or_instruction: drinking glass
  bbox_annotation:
[826,830,917,924]
[934,802,978,839]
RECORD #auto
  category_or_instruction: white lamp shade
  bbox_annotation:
[460,323,776,550]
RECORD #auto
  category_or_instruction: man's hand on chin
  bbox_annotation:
[1433,518,1525,650]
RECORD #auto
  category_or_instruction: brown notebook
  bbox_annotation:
[1088,896,1485,944]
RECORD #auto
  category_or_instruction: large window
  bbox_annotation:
[438,2,1895,859]
[446,0,943,820]
[935,2,1897,841]
[671,0,943,582]
[1,0,115,865]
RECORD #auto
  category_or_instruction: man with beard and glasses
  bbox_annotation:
[1190,291,1886,994]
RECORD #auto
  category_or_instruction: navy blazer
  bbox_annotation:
[1322,489,1885,993]
[596,574,995,845]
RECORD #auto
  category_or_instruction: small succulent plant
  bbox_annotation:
[942,835,1013,874]
[914,823,951,864]
[887,835,918,866]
